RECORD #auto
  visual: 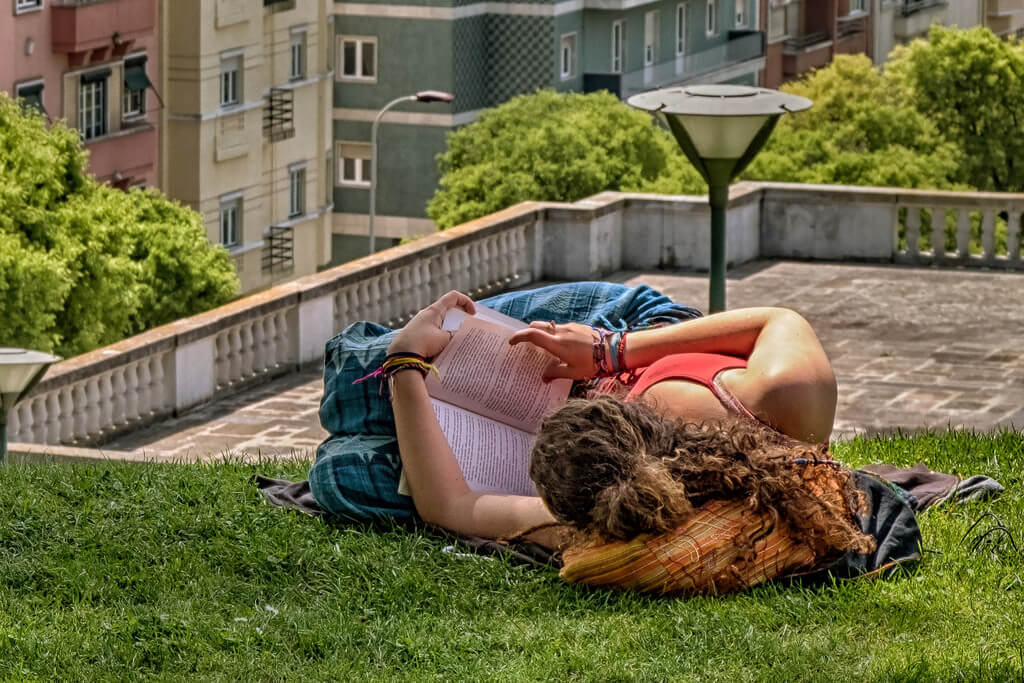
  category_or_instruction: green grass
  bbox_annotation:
[1,430,1023,681]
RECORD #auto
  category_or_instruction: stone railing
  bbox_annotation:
[8,182,1023,447]
[759,183,1024,268]
[7,206,539,446]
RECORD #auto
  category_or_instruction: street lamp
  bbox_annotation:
[0,348,60,465]
[628,85,811,313]
[368,90,455,256]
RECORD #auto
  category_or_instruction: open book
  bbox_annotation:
[398,306,571,498]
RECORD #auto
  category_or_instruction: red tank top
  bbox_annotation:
[624,352,761,423]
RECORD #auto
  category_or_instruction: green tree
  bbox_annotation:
[742,54,960,189]
[427,90,705,229]
[886,25,1024,192]
[0,93,239,356]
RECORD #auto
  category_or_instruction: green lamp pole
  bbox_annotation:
[0,348,60,465]
[628,85,811,313]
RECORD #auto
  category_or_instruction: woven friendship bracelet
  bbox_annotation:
[590,326,613,377]
[353,352,440,397]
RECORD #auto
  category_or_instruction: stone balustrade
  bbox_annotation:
[7,182,1023,447]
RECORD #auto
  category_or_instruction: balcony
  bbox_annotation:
[51,0,155,56]
[894,0,948,39]
[782,30,832,78]
[583,31,765,100]
[83,122,156,186]
[987,0,1024,36]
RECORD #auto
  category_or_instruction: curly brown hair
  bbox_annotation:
[530,396,874,559]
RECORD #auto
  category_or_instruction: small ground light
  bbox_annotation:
[0,348,60,465]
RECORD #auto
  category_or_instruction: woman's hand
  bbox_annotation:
[388,291,476,358]
[508,321,600,381]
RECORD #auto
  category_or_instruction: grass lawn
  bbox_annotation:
[1,430,1022,681]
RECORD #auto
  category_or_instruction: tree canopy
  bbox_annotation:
[426,90,705,229]
[887,25,1024,192]
[0,93,239,357]
[428,26,1023,229]
[740,54,960,189]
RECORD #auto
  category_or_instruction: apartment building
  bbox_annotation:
[162,0,333,294]
[760,0,872,88]
[329,0,767,263]
[2,0,160,188]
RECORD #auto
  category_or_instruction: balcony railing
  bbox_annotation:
[901,0,947,16]
[7,183,1023,449]
[836,14,867,39]
[263,88,295,143]
[51,0,155,54]
[262,225,295,273]
[584,31,765,99]
[784,31,829,51]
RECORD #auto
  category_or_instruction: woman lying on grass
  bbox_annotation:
[305,282,930,595]
[371,288,888,593]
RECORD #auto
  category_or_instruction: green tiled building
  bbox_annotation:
[330,0,764,263]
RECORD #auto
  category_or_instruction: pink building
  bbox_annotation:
[1,0,159,188]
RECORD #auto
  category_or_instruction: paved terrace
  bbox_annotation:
[100,259,1024,460]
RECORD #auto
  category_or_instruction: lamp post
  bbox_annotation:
[0,348,60,465]
[368,90,455,256]
[628,85,811,313]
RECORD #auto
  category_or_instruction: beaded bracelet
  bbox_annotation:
[353,352,440,396]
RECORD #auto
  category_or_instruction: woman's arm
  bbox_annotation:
[387,291,560,543]
[509,307,837,443]
[390,370,558,539]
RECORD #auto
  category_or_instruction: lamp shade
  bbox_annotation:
[0,348,60,415]
[669,113,772,159]
[629,85,812,186]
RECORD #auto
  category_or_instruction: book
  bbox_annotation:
[398,305,572,498]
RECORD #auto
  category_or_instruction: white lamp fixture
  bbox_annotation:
[628,85,811,313]
[0,348,60,465]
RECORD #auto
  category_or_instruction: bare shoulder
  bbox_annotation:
[720,366,836,444]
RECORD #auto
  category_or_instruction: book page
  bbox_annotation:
[425,314,570,434]
[431,400,538,497]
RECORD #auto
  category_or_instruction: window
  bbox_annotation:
[644,11,659,66]
[220,194,242,247]
[220,53,242,107]
[735,0,746,27]
[290,28,306,81]
[78,71,108,140]
[122,55,151,119]
[675,4,688,55]
[337,142,372,187]
[339,36,376,81]
[850,0,866,11]
[706,0,719,35]
[15,80,44,115]
[15,0,43,13]
[611,20,624,73]
[560,33,577,80]
[288,163,306,217]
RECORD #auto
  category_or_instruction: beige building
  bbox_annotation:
[161,0,333,294]
[985,0,1024,37]
[871,0,984,63]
